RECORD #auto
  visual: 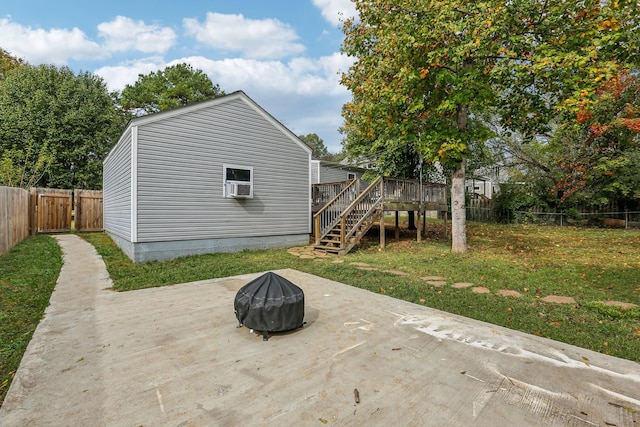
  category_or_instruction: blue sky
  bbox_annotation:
[0,0,358,153]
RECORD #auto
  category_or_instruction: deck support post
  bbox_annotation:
[444,209,449,238]
[380,211,386,250]
[395,211,400,240]
[417,210,422,243]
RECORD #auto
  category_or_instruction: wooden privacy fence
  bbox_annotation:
[29,188,104,234]
[74,189,103,232]
[30,188,73,233]
[0,187,104,256]
[0,186,29,256]
[467,198,495,222]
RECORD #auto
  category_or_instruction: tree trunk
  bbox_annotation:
[452,98,469,253]
[451,160,467,253]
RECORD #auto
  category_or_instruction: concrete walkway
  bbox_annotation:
[1,235,639,426]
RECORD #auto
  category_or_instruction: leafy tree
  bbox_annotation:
[341,0,639,252]
[492,71,640,212]
[0,64,127,189]
[0,48,24,80]
[120,63,224,115]
[299,133,331,159]
[565,71,640,208]
[0,141,53,188]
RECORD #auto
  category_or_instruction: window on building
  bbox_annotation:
[223,164,253,198]
[347,172,357,180]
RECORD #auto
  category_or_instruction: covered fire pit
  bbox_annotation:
[234,272,305,341]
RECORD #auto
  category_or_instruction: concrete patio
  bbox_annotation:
[0,235,638,426]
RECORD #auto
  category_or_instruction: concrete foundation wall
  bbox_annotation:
[108,232,309,263]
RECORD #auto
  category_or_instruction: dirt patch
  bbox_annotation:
[422,276,446,281]
[350,262,372,267]
[384,270,409,276]
[357,266,379,271]
[426,281,447,287]
[496,290,523,298]
[452,282,474,289]
[599,300,638,309]
[312,251,332,258]
[357,223,448,249]
[541,295,576,304]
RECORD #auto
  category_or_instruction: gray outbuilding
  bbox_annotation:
[311,159,368,184]
[103,91,312,263]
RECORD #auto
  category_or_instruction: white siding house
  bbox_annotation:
[103,91,312,263]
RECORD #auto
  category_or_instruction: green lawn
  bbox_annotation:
[0,235,62,406]
[2,223,639,406]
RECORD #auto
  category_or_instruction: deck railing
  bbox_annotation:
[314,179,360,244]
[383,178,447,206]
[341,176,384,244]
[383,178,420,202]
[420,183,447,207]
[312,180,357,211]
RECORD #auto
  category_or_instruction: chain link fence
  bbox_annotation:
[466,199,640,228]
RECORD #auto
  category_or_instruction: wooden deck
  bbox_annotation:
[312,177,448,255]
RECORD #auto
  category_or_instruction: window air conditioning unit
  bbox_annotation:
[227,182,253,198]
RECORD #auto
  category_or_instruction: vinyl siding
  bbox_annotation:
[134,96,310,242]
[103,127,132,240]
[319,165,364,183]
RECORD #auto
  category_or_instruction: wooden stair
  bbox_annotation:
[313,177,384,255]
[315,209,383,255]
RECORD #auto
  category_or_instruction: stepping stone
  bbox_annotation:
[541,295,576,304]
[350,262,372,267]
[599,301,638,309]
[421,276,445,281]
[299,255,315,259]
[472,286,491,294]
[357,266,379,271]
[452,282,474,289]
[496,290,523,298]
[332,259,345,264]
[384,270,409,276]
[313,251,331,258]
[427,281,447,287]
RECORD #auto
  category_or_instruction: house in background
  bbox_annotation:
[466,177,497,199]
[466,166,507,199]
[103,91,312,263]
[311,160,368,185]
[310,160,370,215]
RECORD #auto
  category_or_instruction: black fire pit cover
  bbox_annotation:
[234,272,304,340]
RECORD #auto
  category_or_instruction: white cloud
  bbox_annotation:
[94,57,167,91]
[94,54,352,152]
[312,0,358,26]
[97,16,177,54]
[0,18,104,64]
[183,13,305,59]
[167,54,351,98]
[94,54,350,100]
[0,16,176,65]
